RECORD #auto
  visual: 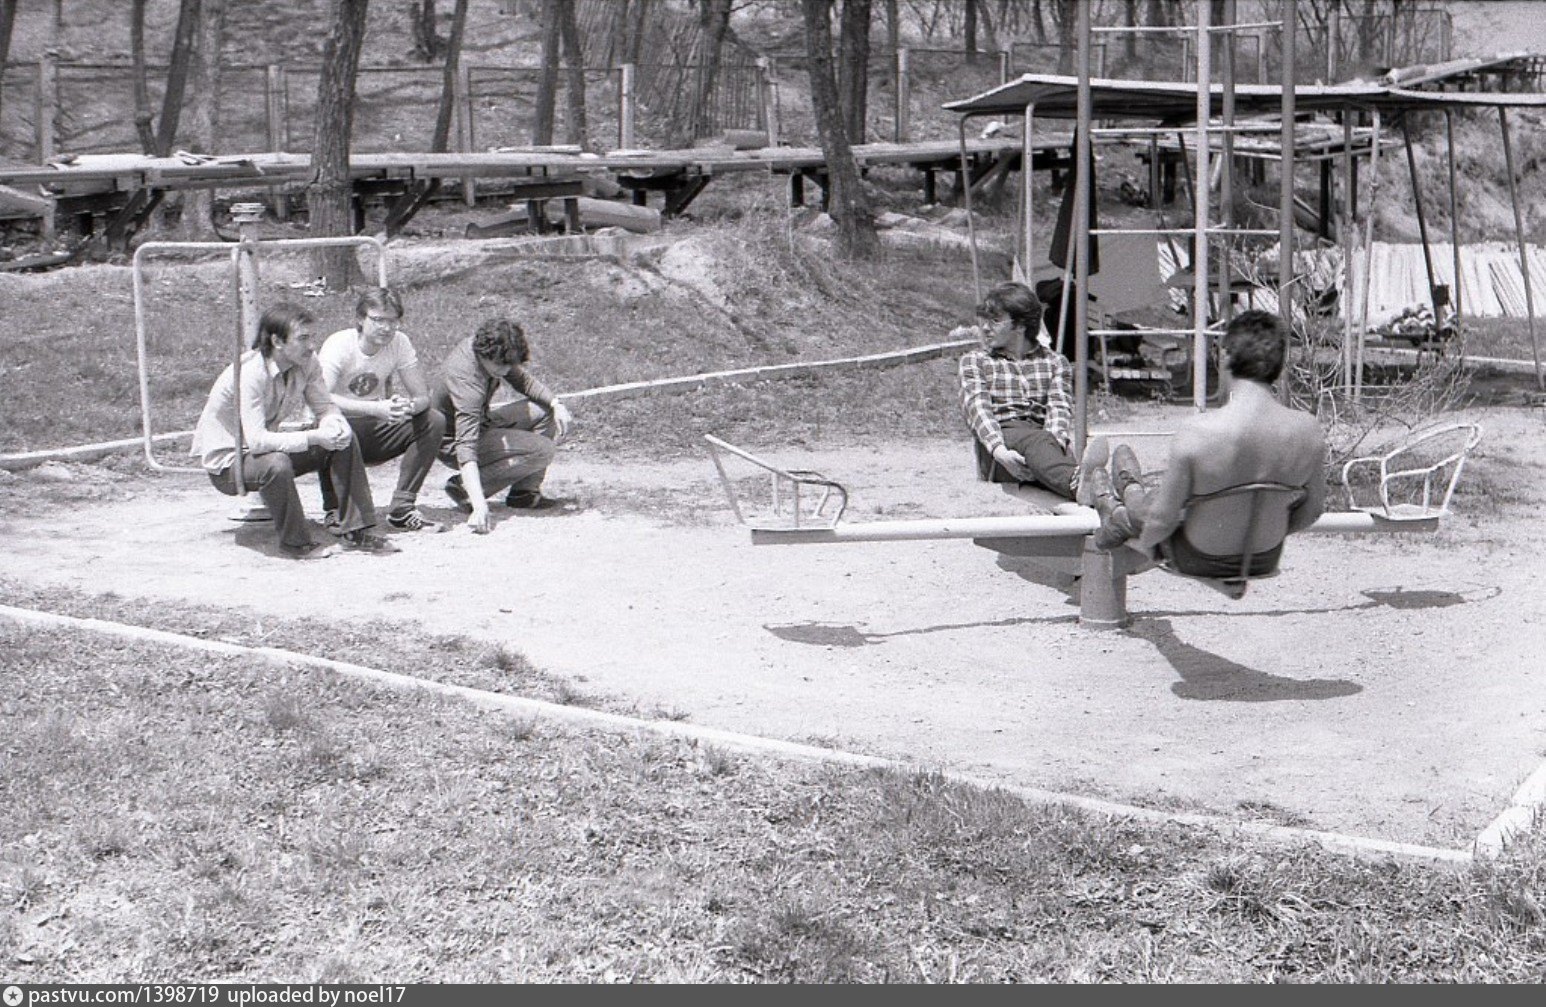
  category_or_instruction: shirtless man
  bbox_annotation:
[1081,310,1327,574]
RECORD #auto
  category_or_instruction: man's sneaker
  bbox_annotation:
[279,540,337,561]
[505,490,576,512]
[1112,444,1144,497]
[1074,436,1110,506]
[341,529,402,554]
[444,476,473,514]
[322,509,344,535]
[387,508,446,533]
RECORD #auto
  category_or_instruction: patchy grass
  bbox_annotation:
[1,612,1544,981]
[0,212,984,454]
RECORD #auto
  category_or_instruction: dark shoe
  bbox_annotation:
[387,507,447,533]
[444,476,472,514]
[341,530,402,554]
[279,540,337,561]
[1112,444,1144,497]
[1082,466,1119,514]
[505,490,576,512]
[1093,505,1140,551]
[1074,436,1110,506]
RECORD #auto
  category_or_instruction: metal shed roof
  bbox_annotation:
[942,73,1546,120]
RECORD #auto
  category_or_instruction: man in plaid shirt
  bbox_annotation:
[957,281,1085,499]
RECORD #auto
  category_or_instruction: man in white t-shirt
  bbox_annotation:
[316,287,448,532]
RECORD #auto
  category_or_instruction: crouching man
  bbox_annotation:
[431,317,575,534]
[190,303,399,559]
[317,287,447,533]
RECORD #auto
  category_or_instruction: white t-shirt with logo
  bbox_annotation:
[317,327,419,403]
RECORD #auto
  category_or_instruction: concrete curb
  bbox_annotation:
[0,603,1475,869]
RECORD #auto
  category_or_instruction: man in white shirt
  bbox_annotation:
[316,288,448,533]
[190,303,398,559]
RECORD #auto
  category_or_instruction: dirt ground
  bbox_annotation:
[2,399,1544,852]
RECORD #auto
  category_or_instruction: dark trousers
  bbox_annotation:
[211,443,375,549]
[319,409,446,515]
[976,419,1077,500]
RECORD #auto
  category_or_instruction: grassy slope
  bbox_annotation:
[2,591,1544,982]
[0,210,989,456]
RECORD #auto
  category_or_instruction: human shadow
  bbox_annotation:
[765,611,1076,648]
[1127,616,1363,702]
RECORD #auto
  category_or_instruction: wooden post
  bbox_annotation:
[37,53,57,163]
[1328,8,1339,82]
[265,65,289,219]
[456,63,475,206]
[895,47,910,143]
[756,58,777,148]
[999,47,1011,85]
[1444,110,1463,349]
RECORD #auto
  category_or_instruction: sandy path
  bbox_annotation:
[2,412,1542,850]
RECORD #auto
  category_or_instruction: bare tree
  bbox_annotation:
[687,0,733,141]
[308,0,369,288]
[0,0,17,124]
[154,0,201,156]
[533,0,561,144]
[557,0,588,147]
[386,0,466,236]
[965,0,978,60]
[837,0,871,144]
[410,0,445,62]
[130,0,157,153]
[175,0,226,239]
[801,0,878,259]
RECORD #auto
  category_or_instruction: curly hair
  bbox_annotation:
[254,303,316,357]
[1222,309,1286,385]
[471,317,530,367]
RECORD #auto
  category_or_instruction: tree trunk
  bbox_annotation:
[130,0,157,153]
[1053,0,1074,75]
[308,0,369,289]
[385,0,466,237]
[557,0,589,148]
[965,0,978,61]
[533,0,561,144]
[410,0,443,62]
[174,0,226,239]
[687,0,732,142]
[625,0,650,65]
[155,0,201,157]
[1123,0,1138,60]
[837,0,871,144]
[0,0,17,124]
[801,0,877,260]
[431,0,468,152]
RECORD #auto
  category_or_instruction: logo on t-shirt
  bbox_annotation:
[348,372,381,397]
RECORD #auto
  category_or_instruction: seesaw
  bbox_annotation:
[706,424,1482,628]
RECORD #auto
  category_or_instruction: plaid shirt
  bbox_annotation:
[958,345,1074,453]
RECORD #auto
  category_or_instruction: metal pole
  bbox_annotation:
[1356,109,1383,402]
[1022,101,1036,287]
[456,64,475,206]
[620,62,636,148]
[1193,0,1212,411]
[1278,0,1297,403]
[1500,107,1543,390]
[1400,112,1442,343]
[896,47,910,143]
[1341,111,1355,389]
[959,115,980,299]
[1444,109,1463,358]
[1219,0,1237,332]
[1073,0,1092,455]
[265,65,289,220]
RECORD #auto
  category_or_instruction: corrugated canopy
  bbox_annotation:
[942,73,1546,120]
